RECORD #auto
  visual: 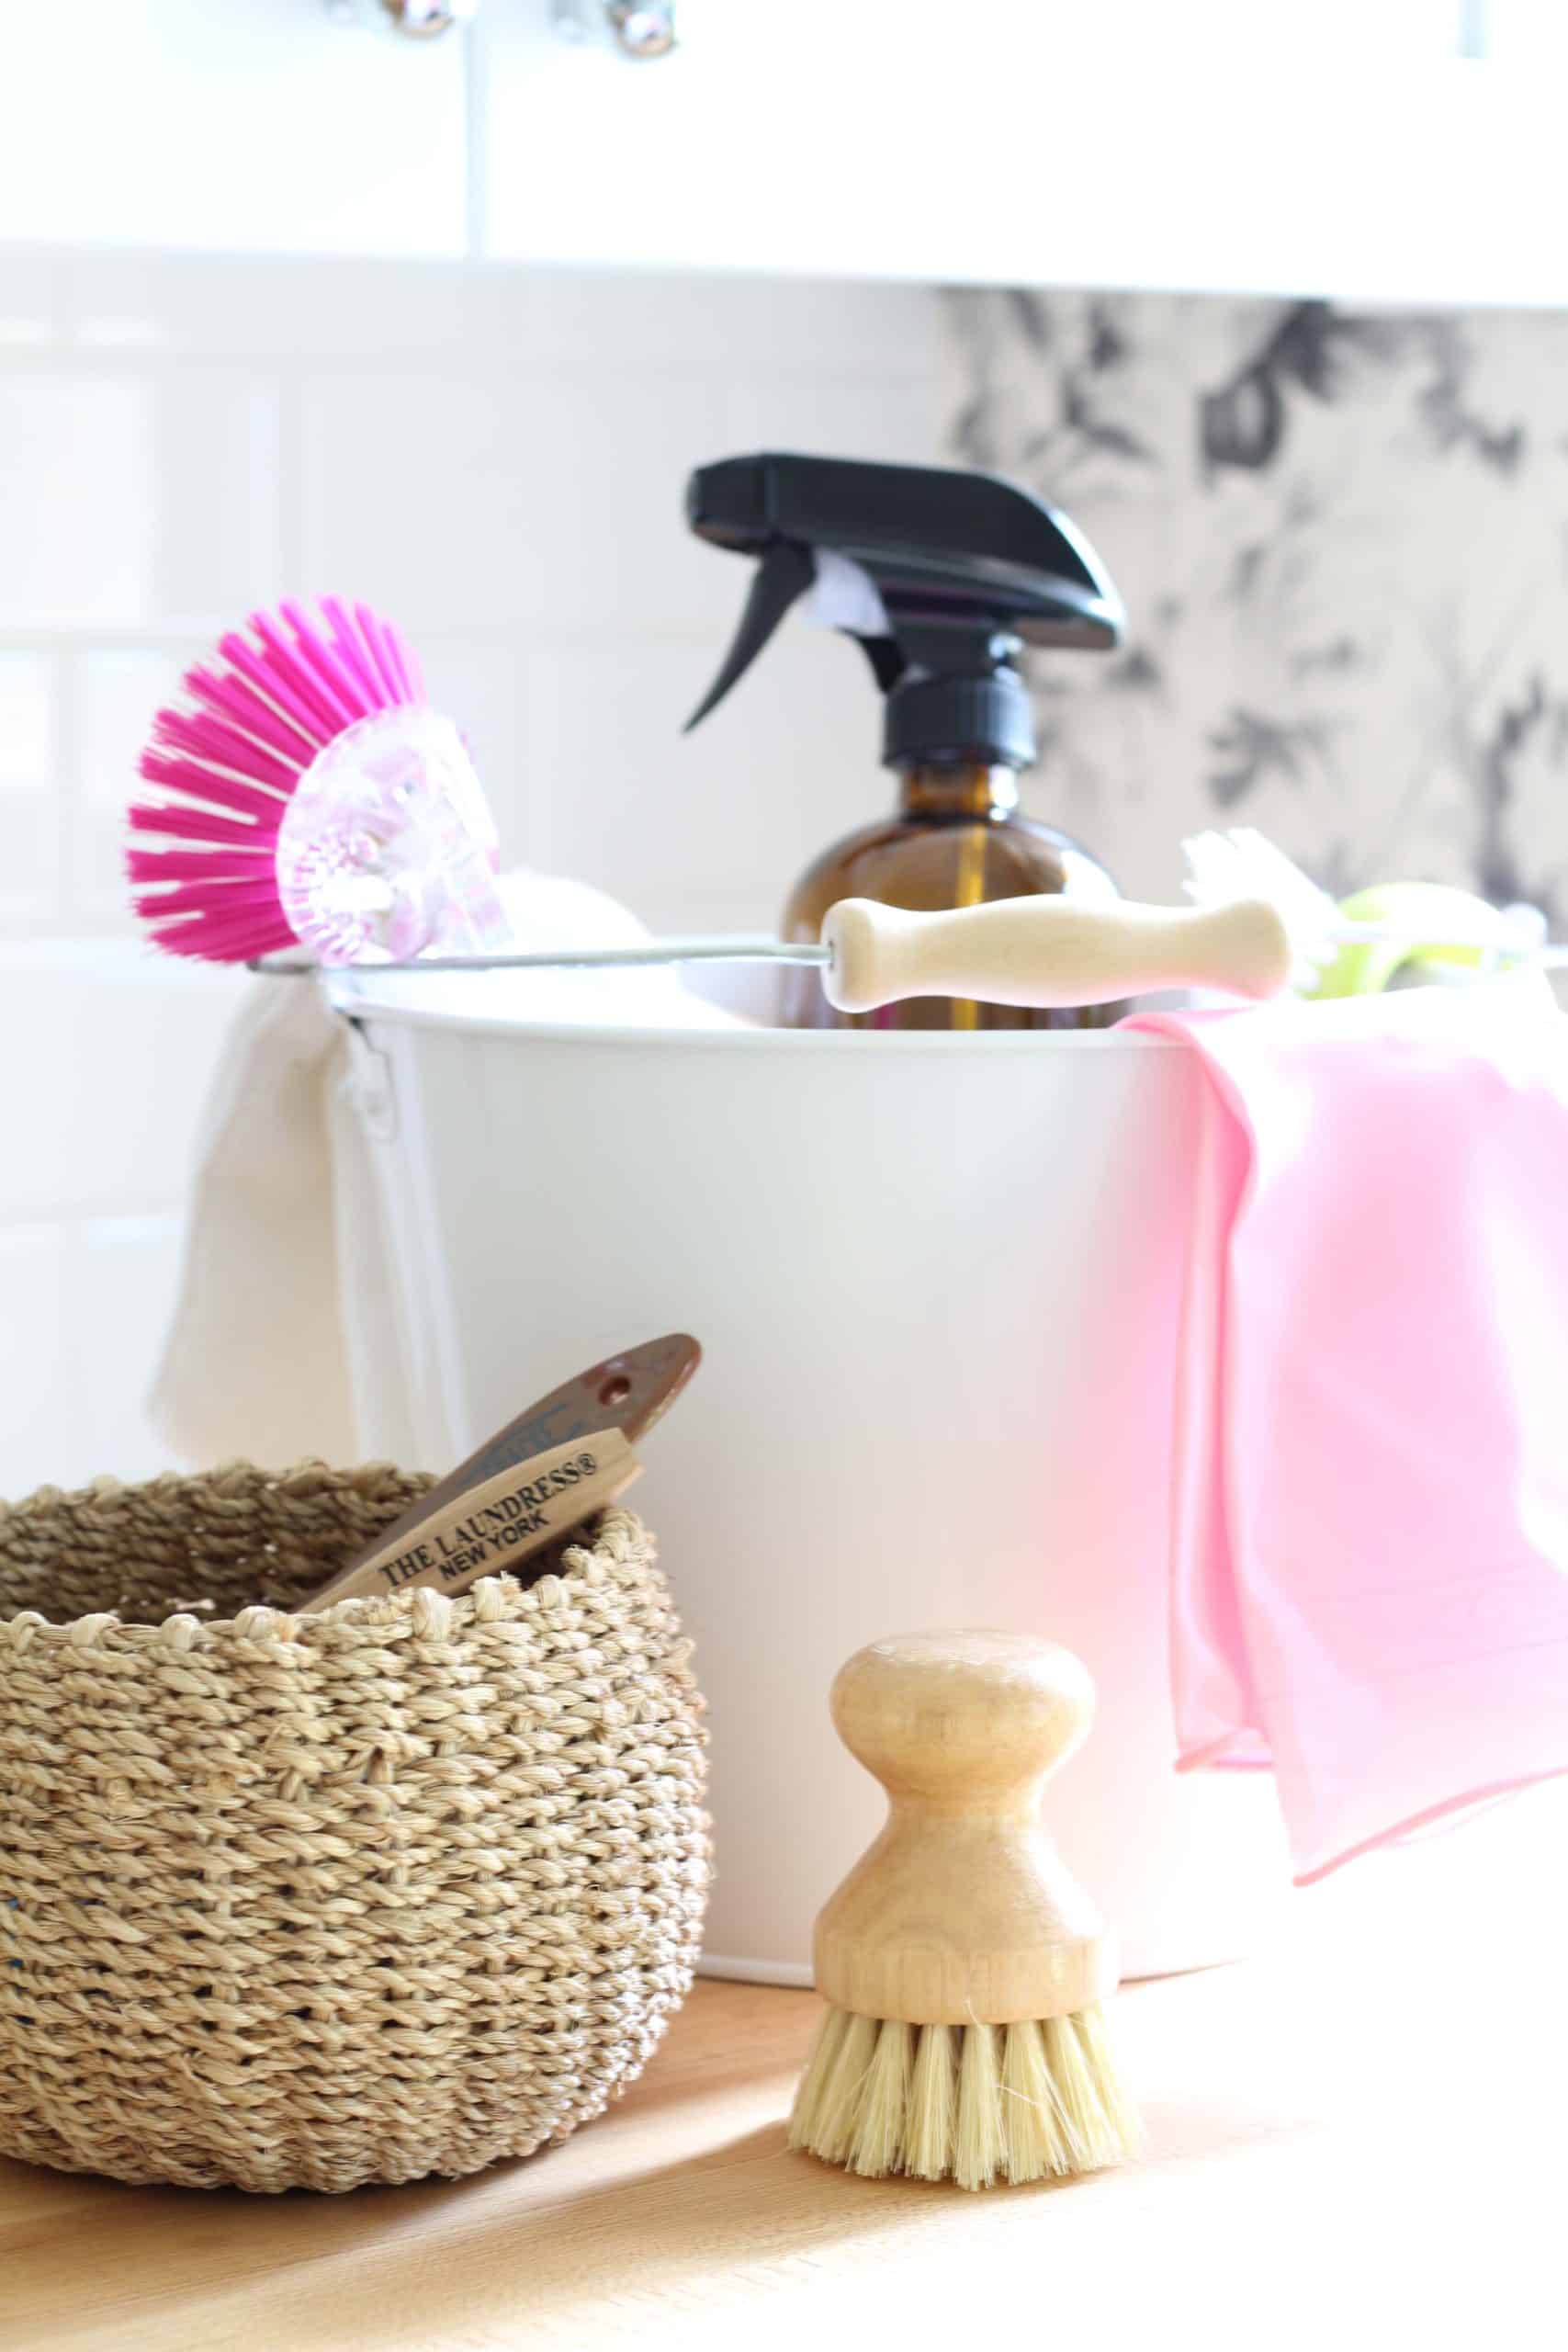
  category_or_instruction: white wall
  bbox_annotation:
[0,250,943,1491]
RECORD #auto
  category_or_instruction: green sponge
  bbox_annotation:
[1308,882,1520,1000]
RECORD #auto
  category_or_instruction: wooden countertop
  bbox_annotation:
[5,1787,1566,2352]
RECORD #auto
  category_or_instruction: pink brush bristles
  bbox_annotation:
[127,596,428,963]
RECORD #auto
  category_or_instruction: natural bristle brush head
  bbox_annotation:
[127,596,508,967]
[787,1630,1142,2190]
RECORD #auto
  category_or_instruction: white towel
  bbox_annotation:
[149,874,747,1470]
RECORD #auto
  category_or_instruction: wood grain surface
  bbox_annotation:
[813,1633,1115,2024]
[4,1781,1565,2352]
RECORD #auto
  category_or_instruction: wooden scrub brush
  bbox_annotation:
[788,1630,1141,2189]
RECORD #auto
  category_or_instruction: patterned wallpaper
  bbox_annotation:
[942,288,1568,914]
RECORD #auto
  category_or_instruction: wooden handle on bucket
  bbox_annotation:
[819,894,1292,1013]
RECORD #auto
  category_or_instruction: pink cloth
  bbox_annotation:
[1128,973,1568,1883]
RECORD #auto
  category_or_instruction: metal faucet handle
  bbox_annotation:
[331,0,678,53]
[325,0,478,34]
[381,0,478,31]
[553,0,677,57]
[608,2,676,57]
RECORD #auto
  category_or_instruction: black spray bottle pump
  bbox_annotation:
[683,452,1128,1031]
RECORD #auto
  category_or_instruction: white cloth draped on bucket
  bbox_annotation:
[149,872,746,1469]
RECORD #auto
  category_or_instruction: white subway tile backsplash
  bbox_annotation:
[55,253,511,368]
[491,270,942,385]
[75,648,189,801]
[296,367,733,634]
[525,625,890,934]
[0,790,61,921]
[0,378,155,626]
[0,628,61,916]
[71,814,136,926]
[0,945,246,1220]
[9,251,939,382]
[503,373,734,632]
[0,251,64,348]
[0,1212,189,1494]
[152,370,283,621]
[75,315,169,353]
[720,375,942,471]
[417,638,533,857]
[0,254,942,937]
[67,1214,188,1484]
[0,651,54,788]
[296,373,533,630]
[0,1225,72,1498]
[72,644,198,914]
[1,248,943,1492]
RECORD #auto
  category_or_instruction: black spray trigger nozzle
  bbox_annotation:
[683,540,816,732]
[682,452,1124,767]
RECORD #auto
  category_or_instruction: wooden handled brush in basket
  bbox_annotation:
[789,1630,1142,2189]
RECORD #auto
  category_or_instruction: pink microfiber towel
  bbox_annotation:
[1128,970,1568,1883]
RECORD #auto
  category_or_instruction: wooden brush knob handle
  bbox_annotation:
[814,1632,1117,2027]
[820,892,1292,1013]
[831,1629,1095,1804]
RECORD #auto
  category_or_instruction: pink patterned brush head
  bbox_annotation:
[128,596,509,966]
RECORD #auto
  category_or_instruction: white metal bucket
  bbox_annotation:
[326,973,1290,1982]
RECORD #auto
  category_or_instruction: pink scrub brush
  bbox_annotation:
[128,596,509,967]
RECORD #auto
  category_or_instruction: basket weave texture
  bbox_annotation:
[0,1462,709,2192]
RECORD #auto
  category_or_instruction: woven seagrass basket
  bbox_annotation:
[0,1463,709,2193]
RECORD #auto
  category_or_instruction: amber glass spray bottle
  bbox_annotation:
[683,454,1125,1033]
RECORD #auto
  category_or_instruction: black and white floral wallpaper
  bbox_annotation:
[942,288,1568,914]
